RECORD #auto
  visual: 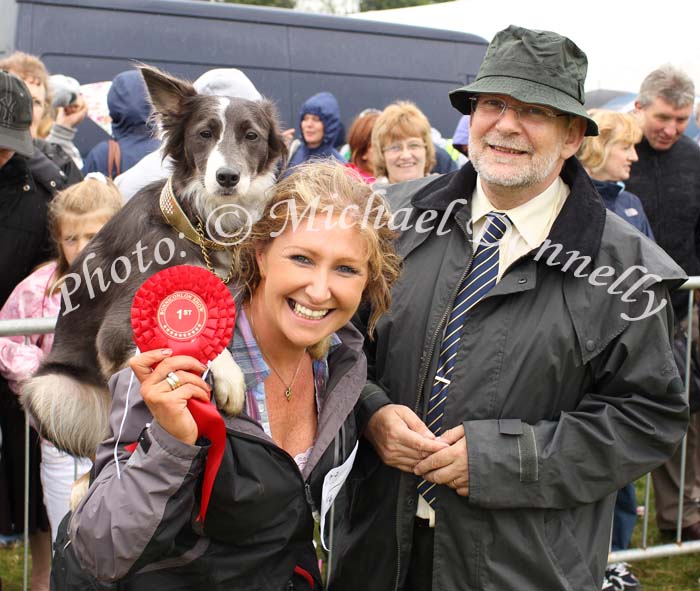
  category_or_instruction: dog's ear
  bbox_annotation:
[139,65,196,118]
[257,99,288,171]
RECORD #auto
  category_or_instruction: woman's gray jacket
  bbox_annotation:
[68,323,366,590]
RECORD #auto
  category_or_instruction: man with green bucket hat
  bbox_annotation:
[330,25,688,591]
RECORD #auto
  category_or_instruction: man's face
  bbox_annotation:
[468,94,585,199]
[0,148,15,168]
[634,97,692,151]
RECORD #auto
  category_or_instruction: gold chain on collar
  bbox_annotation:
[195,217,237,284]
[160,177,237,284]
[159,177,224,251]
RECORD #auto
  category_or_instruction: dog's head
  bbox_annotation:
[140,65,287,227]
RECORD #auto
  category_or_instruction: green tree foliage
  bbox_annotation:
[217,0,295,8]
[360,0,440,11]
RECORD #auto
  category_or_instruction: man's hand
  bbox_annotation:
[365,404,448,472]
[56,95,88,129]
[413,424,469,496]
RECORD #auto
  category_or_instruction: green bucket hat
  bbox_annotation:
[450,25,598,136]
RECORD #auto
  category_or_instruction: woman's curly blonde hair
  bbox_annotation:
[578,109,643,174]
[236,160,402,343]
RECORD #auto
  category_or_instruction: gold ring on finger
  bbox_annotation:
[165,371,182,390]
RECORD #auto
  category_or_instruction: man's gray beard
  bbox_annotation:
[470,137,563,189]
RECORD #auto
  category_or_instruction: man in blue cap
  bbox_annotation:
[330,25,688,591]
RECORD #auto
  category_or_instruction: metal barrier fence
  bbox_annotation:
[1,283,700,589]
[609,279,700,563]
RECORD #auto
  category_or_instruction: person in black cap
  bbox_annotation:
[0,70,69,306]
[0,69,68,591]
[329,25,688,591]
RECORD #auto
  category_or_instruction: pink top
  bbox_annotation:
[345,162,376,184]
[0,262,60,394]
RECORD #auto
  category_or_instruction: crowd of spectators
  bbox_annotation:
[1,42,700,591]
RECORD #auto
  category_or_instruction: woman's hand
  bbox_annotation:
[128,349,211,445]
[56,95,88,129]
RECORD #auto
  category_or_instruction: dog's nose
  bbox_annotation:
[216,168,240,188]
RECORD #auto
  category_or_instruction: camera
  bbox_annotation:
[49,74,81,108]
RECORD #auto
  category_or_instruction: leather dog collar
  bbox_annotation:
[159,177,224,251]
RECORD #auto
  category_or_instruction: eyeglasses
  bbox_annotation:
[382,141,426,155]
[470,96,570,125]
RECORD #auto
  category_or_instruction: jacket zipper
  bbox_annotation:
[393,221,473,591]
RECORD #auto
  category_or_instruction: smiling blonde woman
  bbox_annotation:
[63,160,401,591]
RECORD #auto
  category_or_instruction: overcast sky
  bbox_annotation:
[353,0,699,93]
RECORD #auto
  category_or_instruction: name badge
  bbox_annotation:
[320,441,359,550]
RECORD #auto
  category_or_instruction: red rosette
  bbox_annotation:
[131,265,236,523]
[131,265,235,365]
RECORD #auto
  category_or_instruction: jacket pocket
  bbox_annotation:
[543,510,598,591]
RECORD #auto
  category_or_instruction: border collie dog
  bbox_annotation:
[22,65,287,459]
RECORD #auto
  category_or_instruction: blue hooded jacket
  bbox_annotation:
[592,179,655,240]
[452,115,470,147]
[82,70,160,177]
[287,92,346,170]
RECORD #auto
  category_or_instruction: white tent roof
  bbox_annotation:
[352,0,700,93]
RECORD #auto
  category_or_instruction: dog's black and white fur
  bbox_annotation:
[22,65,287,459]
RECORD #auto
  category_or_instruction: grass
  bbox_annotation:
[619,476,700,591]
[0,540,29,591]
[1,478,698,590]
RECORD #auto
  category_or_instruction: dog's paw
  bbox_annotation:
[69,472,91,511]
[210,349,246,416]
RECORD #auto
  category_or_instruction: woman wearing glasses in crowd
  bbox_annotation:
[371,101,436,185]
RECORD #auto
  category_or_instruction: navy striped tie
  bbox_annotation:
[417,211,509,507]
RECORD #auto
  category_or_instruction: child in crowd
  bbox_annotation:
[0,173,122,590]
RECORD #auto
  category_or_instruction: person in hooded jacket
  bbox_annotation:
[82,69,160,178]
[287,92,346,171]
[451,114,470,158]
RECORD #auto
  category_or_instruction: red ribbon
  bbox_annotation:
[130,265,236,524]
[293,565,316,589]
[188,396,226,523]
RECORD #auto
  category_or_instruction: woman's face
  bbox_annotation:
[301,114,324,149]
[382,135,427,184]
[59,214,108,266]
[359,144,374,174]
[26,80,46,139]
[254,215,369,352]
[598,140,639,182]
